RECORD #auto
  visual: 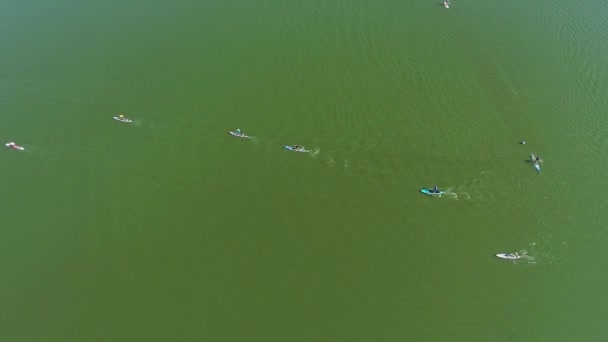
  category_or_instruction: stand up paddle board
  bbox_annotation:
[229,131,249,139]
[530,153,541,172]
[5,142,24,151]
[284,146,308,152]
[113,116,133,123]
[496,253,523,260]
[420,188,444,195]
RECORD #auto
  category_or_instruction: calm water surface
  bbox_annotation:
[1,0,607,341]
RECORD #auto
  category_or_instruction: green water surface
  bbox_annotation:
[1,0,607,341]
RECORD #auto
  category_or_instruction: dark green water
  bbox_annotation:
[1,0,607,340]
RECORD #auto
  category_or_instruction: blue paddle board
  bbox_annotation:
[420,188,444,195]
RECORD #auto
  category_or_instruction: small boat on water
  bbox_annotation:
[444,0,450,9]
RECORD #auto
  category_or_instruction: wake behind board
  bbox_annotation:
[284,146,308,152]
[420,188,444,195]
[113,116,133,123]
[496,253,523,260]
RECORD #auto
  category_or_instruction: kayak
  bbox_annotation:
[496,253,523,260]
[284,145,308,153]
[530,153,541,172]
[229,131,249,139]
[5,142,25,151]
[113,116,133,123]
[420,188,444,195]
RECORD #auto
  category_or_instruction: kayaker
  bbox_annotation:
[236,128,241,134]
[433,185,439,193]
